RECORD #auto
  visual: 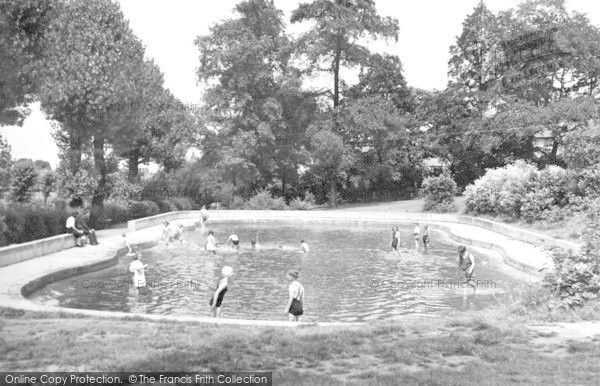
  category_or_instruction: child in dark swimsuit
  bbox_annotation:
[457,245,476,291]
[210,266,233,318]
[390,226,400,255]
[285,269,305,322]
[422,225,430,250]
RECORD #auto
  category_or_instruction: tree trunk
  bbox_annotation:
[330,179,337,207]
[282,174,287,200]
[128,151,140,183]
[333,42,341,109]
[69,133,82,175]
[91,135,106,228]
[550,139,559,165]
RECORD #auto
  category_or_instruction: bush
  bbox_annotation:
[166,196,193,211]
[10,165,38,203]
[543,247,600,309]
[421,174,457,212]
[103,201,131,223]
[289,192,316,210]
[228,195,246,209]
[463,161,583,221]
[155,200,177,213]
[0,205,71,245]
[578,166,600,198]
[244,190,287,210]
[141,171,173,201]
[128,200,159,219]
[464,161,538,216]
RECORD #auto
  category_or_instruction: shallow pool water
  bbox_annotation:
[29,222,525,322]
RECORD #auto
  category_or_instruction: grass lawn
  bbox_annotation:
[1,308,600,385]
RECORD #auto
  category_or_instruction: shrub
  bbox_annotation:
[0,205,70,245]
[109,172,143,201]
[578,166,600,198]
[464,161,538,216]
[244,190,287,210]
[103,201,131,224]
[421,174,457,212]
[2,207,26,244]
[289,192,316,210]
[228,195,246,209]
[10,165,38,203]
[543,247,600,309]
[155,200,177,213]
[141,171,172,201]
[463,161,583,221]
[166,196,193,211]
[128,200,159,219]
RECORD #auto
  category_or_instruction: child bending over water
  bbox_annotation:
[210,266,233,318]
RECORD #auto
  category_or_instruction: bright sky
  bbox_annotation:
[1,0,599,167]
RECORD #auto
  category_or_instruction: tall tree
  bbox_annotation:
[117,60,196,182]
[38,0,146,225]
[291,0,399,110]
[0,136,12,197]
[196,0,310,196]
[448,1,502,93]
[308,123,354,206]
[0,0,54,125]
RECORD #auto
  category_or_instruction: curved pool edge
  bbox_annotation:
[0,211,571,327]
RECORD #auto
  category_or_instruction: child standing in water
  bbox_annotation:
[422,225,430,251]
[210,266,233,318]
[390,226,401,255]
[285,269,305,322]
[128,248,147,290]
[413,223,421,250]
[457,245,476,291]
[205,230,218,255]
[200,205,209,228]
[121,232,135,257]
[300,240,309,253]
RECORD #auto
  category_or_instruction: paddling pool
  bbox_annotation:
[28,222,525,322]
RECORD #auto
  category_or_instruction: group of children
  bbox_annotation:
[124,215,477,322]
[123,211,308,321]
[390,223,430,255]
[207,265,305,321]
[203,230,310,255]
[391,223,477,290]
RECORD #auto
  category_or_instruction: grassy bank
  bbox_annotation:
[1,308,599,385]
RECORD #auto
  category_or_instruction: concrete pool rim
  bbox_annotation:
[1,210,580,327]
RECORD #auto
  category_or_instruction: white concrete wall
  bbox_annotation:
[0,234,76,268]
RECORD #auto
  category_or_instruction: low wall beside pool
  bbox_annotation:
[0,234,76,268]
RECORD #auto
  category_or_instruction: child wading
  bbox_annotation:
[457,245,476,291]
[390,226,401,255]
[128,248,147,290]
[413,223,421,250]
[205,230,218,255]
[210,266,233,318]
[422,225,430,250]
[285,269,305,322]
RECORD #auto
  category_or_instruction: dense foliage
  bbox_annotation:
[420,174,457,213]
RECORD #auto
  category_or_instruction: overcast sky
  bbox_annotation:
[2,0,599,167]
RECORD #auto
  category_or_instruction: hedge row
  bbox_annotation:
[0,196,195,247]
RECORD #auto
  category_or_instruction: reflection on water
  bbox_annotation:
[28,223,523,322]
